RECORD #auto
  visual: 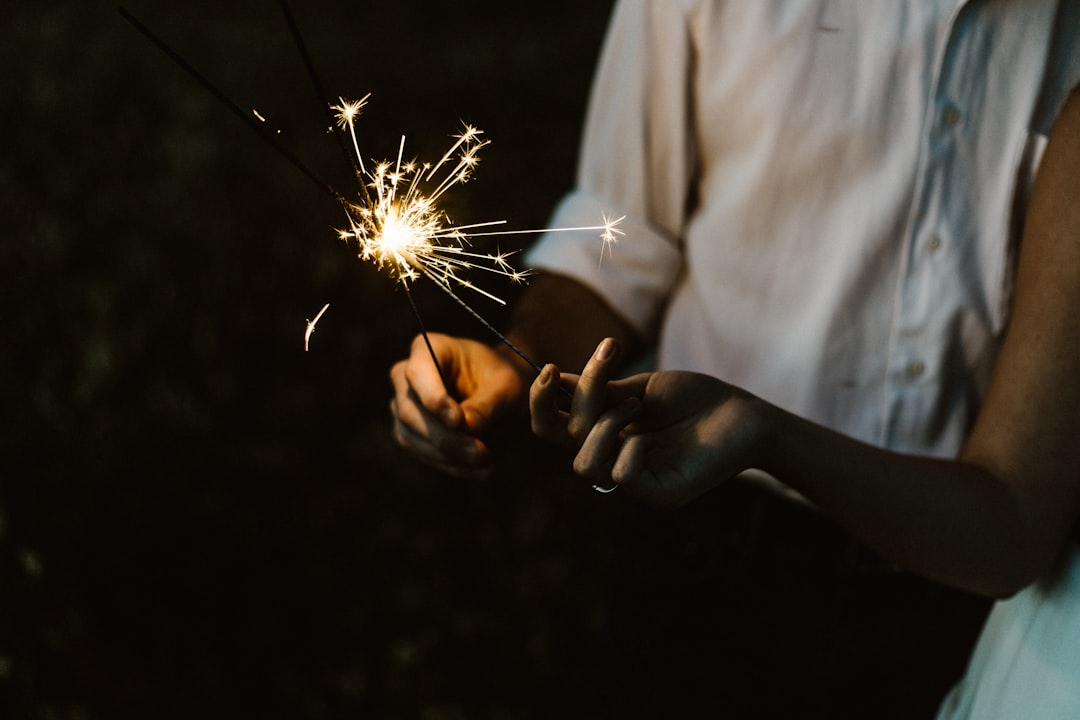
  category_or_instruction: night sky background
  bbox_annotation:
[1,2,623,717]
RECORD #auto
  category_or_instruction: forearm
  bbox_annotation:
[751,90,1080,597]
[500,271,642,377]
[756,402,1047,598]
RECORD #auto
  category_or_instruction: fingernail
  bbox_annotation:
[595,338,616,361]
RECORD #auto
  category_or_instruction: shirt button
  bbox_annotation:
[926,234,942,252]
[906,360,926,379]
[943,105,962,128]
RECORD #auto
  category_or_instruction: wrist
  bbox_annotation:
[748,396,831,492]
[737,392,788,475]
[492,341,538,386]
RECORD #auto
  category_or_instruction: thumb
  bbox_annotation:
[402,333,467,428]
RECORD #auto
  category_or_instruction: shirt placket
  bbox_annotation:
[881,0,1057,454]
[881,2,972,454]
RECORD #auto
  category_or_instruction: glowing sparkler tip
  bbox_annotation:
[601,214,626,245]
[331,94,370,129]
[599,214,626,263]
[456,124,482,142]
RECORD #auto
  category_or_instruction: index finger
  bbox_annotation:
[566,337,622,443]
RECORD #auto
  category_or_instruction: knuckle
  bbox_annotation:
[389,361,405,386]
[572,452,605,481]
[566,418,588,443]
[611,465,632,486]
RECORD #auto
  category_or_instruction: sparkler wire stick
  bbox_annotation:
[118,7,348,209]
[276,0,371,205]
[402,285,455,395]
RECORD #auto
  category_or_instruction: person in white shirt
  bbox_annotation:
[390,1,1080,716]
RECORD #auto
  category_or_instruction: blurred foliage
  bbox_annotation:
[0,2,620,718]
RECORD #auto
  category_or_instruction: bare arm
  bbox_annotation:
[536,87,1080,598]
[776,87,1080,596]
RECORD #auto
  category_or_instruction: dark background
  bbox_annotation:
[1,2,621,718]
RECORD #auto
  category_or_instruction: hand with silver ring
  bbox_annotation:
[530,337,764,510]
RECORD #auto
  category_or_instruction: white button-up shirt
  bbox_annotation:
[527,0,1080,458]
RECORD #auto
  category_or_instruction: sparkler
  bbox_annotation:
[119,5,622,390]
[329,97,623,377]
